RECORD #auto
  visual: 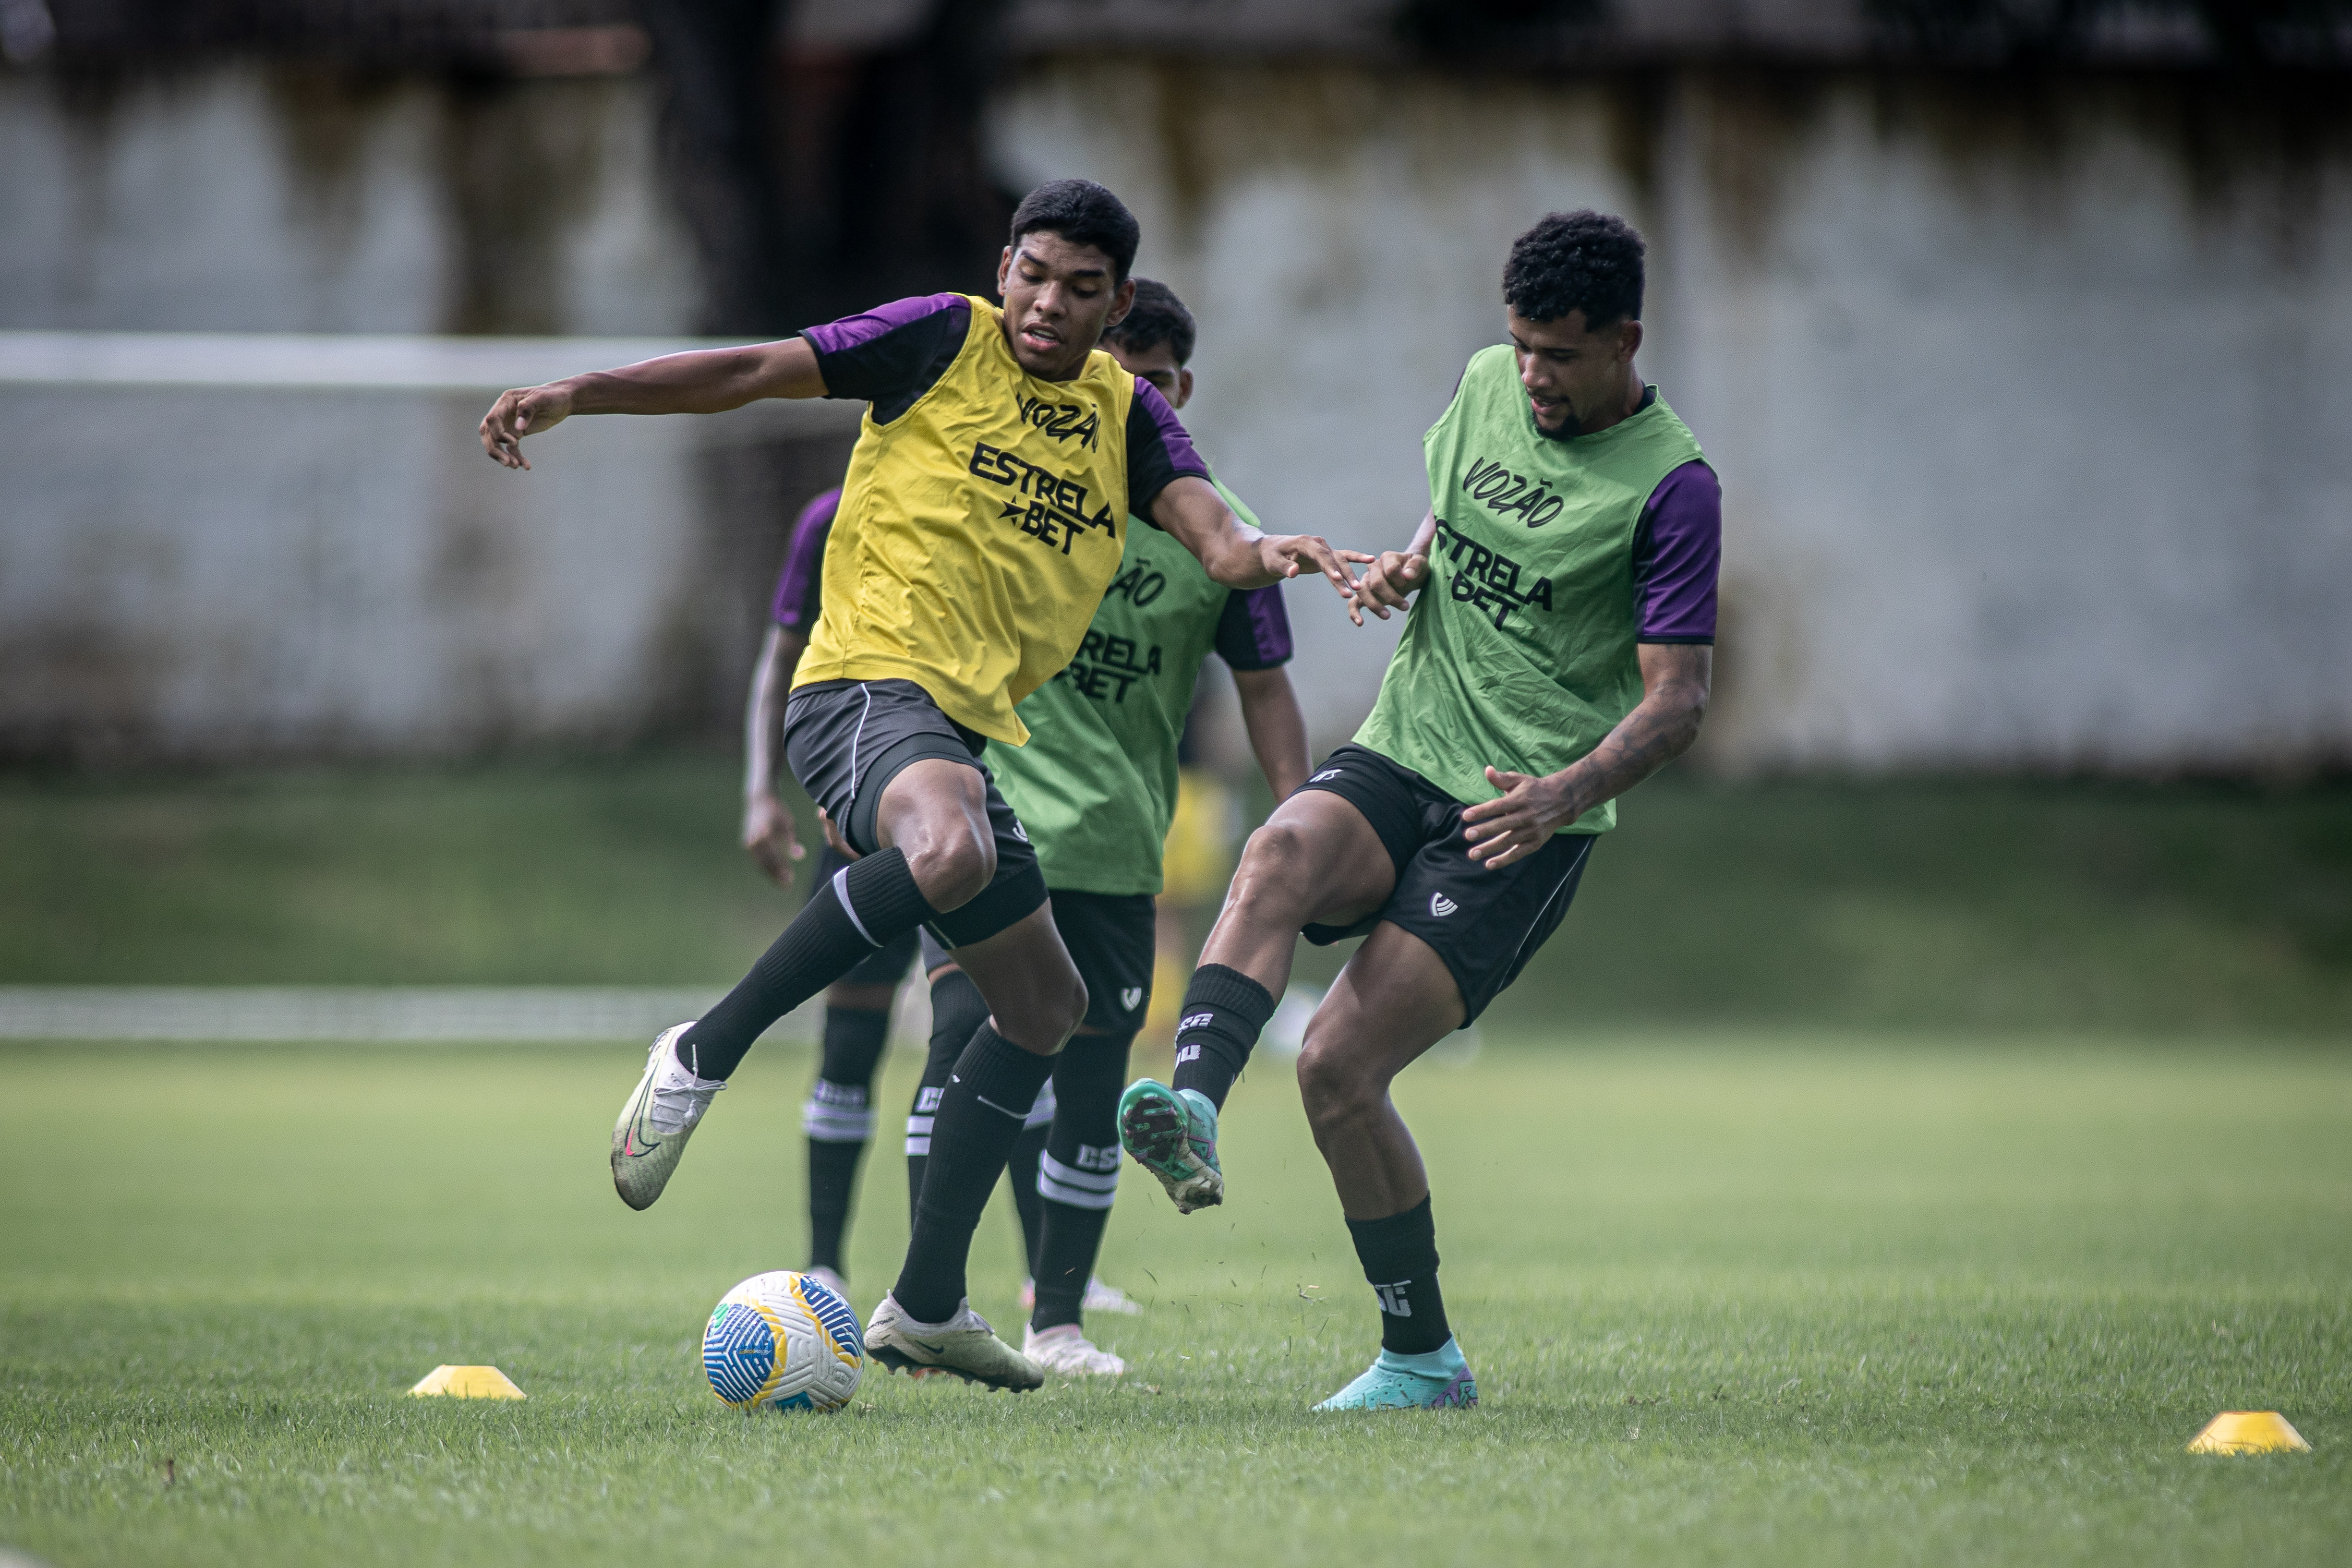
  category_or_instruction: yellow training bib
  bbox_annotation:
[794,296,1137,744]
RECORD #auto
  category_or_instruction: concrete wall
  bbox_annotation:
[0,63,696,334]
[0,337,859,758]
[4,57,2348,770]
[992,61,2352,772]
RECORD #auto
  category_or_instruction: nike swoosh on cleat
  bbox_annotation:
[903,1336,947,1355]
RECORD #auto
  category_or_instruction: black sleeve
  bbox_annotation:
[1123,378,1212,524]
[798,294,971,424]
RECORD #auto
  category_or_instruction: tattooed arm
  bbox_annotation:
[1460,643,1712,869]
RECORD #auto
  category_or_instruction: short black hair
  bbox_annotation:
[1101,278,1196,365]
[1009,179,1141,283]
[1503,210,1645,328]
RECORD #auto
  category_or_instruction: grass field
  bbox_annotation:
[4,753,2349,1033]
[3,1035,2346,1566]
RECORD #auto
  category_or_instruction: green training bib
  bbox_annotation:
[1353,344,1705,834]
[990,475,1263,895]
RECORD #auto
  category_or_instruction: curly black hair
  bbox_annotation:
[1010,179,1141,283]
[1101,278,1196,366]
[1503,210,1646,328]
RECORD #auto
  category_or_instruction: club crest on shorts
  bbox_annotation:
[1430,892,1458,918]
[1119,986,1143,1012]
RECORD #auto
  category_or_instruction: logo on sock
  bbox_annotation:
[1373,1281,1414,1317]
[1175,1043,1201,1064]
[916,1086,944,1113]
[1119,986,1143,1011]
[1076,1142,1121,1172]
[1179,1012,1214,1033]
[1430,892,1458,918]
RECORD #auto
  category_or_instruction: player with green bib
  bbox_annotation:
[906,279,1308,1378]
[1118,211,1723,1410]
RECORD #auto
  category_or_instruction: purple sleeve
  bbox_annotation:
[770,488,842,629]
[1632,461,1721,643]
[1213,585,1294,671]
[799,294,969,421]
[1122,377,1212,522]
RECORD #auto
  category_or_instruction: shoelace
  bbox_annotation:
[647,1069,724,1134]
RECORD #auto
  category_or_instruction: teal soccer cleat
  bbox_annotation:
[1116,1079,1223,1213]
[1312,1338,1479,1412]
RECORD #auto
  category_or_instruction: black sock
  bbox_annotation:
[803,1005,890,1274]
[1031,1030,1132,1330]
[891,1023,1058,1324]
[1345,1196,1450,1356]
[1006,1120,1048,1278]
[907,965,990,1227]
[1171,964,1275,1111]
[680,849,936,1080]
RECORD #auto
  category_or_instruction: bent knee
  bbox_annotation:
[1229,823,1320,914]
[902,830,995,911]
[1296,1035,1381,1125]
[994,970,1087,1053]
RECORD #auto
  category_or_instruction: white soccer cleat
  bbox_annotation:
[1019,1275,1145,1316]
[863,1293,1043,1392]
[1023,1323,1127,1377]
[609,1023,725,1211]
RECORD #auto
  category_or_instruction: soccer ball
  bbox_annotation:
[701,1270,864,1412]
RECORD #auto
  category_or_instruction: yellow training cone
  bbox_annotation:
[2186,1411,2308,1454]
[409,1365,526,1400]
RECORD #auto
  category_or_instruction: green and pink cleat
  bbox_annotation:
[1116,1079,1224,1213]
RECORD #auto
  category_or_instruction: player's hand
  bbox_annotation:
[741,792,804,889]
[478,382,575,470]
[1256,534,1368,602]
[816,807,859,861]
[1462,766,1578,870]
[1348,550,1428,626]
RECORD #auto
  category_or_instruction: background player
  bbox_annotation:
[904,279,1308,1377]
[741,486,918,1306]
[480,179,1362,1390]
[1118,211,1721,1410]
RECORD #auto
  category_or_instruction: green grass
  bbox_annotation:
[2,1035,2346,1566]
[4,755,2349,1031]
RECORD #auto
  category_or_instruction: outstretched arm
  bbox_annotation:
[1232,665,1311,801]
[1148,474,1366,602]
[479,338,828,469]
[1461,643,1712,869]
[741,625,809,888]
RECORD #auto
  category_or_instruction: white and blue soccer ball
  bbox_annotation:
[702,1270,864,1412]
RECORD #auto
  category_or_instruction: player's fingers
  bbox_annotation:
[1338,549,1380,564]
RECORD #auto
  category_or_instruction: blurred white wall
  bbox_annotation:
[993,62,2352,772]
[0,64,695,334]
[0,338,859,757]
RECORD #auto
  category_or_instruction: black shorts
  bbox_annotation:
[922,888,1157,1035]
[785,678,1046,949]
[814,843,920,987]
[1296,743,1596,1025]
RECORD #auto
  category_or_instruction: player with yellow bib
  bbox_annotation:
[478,180,1363,1391]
